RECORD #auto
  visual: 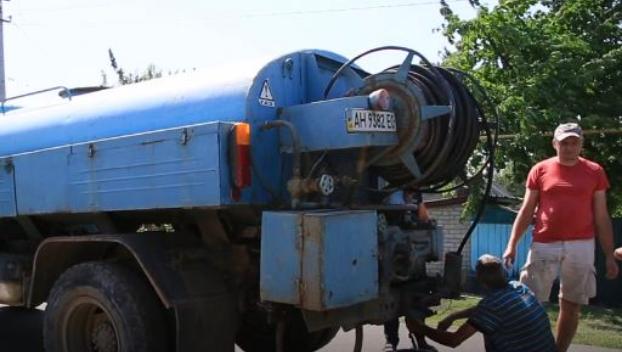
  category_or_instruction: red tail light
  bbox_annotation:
[230,123,251,200]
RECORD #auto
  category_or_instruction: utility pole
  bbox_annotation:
[0,0,11,101]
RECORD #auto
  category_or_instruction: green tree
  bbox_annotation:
[108,49,162,85]
[439,0,622,214]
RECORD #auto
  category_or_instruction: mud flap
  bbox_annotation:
[175,297,237,352]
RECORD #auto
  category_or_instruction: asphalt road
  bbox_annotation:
[316,323,485,352]
[1,306,618,352]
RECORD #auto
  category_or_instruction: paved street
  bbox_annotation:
[1,306,619,352]
[318,323,485,352]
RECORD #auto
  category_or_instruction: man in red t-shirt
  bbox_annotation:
[503,122,619,352]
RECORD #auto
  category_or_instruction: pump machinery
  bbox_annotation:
[0,46,491,352]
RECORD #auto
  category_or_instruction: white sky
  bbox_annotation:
[4,0,483,96]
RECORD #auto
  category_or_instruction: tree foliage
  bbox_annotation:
[440,0,622,215]
[108,49,162,85]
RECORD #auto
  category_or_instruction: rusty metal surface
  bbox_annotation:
[261,210,379,311]
[260,212,303,305]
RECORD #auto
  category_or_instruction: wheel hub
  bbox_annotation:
[90,315,118,352]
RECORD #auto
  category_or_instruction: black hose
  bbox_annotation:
[353,325,363,352]
[261,120,302,179]
[449,69,499,255]
[324,46,498,253]
[421,68,499,194]
[325,46,470,189]
[323,46,437,99]
[373,64,479,189]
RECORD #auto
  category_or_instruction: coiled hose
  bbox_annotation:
[325,47,498,254]
[324,46,484,191]
[377,64,480,189]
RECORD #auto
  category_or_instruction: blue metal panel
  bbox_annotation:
[245,51,366,204]
[0,50,363,160]
[13,122,233,215]
[2,49,369,210]
[260,210,378,311]
[302,211,378,310]
[259,212,302,305]
[0,158,16,217]
[470,223,533,278]
[279,97,398,152]
[0,75,251,157]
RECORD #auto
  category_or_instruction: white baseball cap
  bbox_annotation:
[554,122,582,141]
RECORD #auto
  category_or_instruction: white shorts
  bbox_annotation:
[520,238,596,305]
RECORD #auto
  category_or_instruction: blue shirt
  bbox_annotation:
[467,281,556,352]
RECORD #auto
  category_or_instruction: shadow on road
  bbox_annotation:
[0,306,43,352]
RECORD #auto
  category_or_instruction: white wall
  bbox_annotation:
[427,203,472,282]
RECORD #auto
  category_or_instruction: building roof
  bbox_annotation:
[424,182,520,209]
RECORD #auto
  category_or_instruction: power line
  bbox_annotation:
[8,3,110,14]
[17,0,467,16]
[14,0,469,26]
[233,0,468,19]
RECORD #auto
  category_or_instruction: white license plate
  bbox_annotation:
[346,109,397,133]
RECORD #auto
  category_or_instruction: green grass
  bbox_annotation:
[426,295,480,326]
[547,303,622,349]
[425,296,622,349]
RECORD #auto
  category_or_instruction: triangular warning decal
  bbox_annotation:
[260,81,274,100]
[258,80,276,107]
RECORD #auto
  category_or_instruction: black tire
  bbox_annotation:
[236,308,339,352]
[44,261,169,352]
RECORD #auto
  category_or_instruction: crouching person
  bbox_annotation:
[407,254,556,352]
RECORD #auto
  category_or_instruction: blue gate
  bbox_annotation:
[470,211,622,306]
[470,223,532,279]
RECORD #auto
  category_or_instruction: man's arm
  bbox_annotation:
[593,190,619,279]
[437,307,477,331]
[503,188,539,266]
[407,319,477,348]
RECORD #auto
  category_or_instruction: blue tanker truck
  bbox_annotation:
[0,46,487,352]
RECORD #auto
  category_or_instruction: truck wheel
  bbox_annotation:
[236,309,338,352]
[44,261,169,352]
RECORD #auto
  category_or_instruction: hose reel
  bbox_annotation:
[325,46,483,190]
